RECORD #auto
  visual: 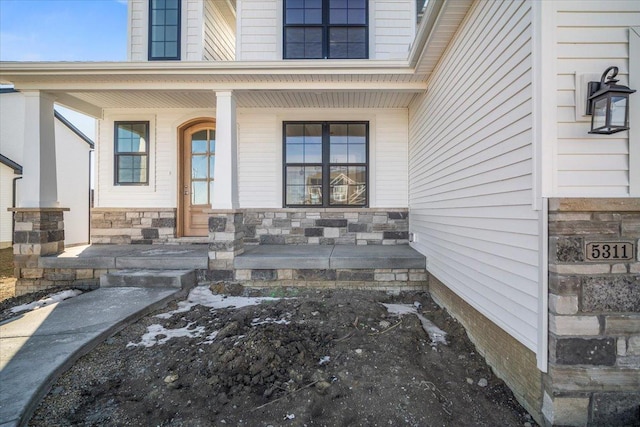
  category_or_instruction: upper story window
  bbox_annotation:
[149,0,181,60]
[114,122,149,185]
[284,0,368,59]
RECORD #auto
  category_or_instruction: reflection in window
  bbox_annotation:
[115,122,149,185]
[190,128,215,206]
[284,122,368,207]
[149,0,180,60]
[284,0,367,59]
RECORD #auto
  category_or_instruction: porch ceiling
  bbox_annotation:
[53,89,419,110]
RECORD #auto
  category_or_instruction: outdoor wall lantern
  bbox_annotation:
[586,66,636,134]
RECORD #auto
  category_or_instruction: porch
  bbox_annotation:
[32,243,427,291]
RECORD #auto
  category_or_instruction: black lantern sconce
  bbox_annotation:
[586,66,636,134]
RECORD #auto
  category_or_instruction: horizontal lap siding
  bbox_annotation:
[372,0,415,60]
[556,1,640,196]
[204,0,236,61]
[408,0,540,351]
[96,110,203,208]
[237,112,280,207]
[129,0,146,61]
[184,0,203,60]
[237,109,409,208]
[375,111,408,206]
[237,0,279,61]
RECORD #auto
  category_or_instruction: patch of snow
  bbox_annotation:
[10,290,82,314]
[382,303,448,346]
[127,322,205,348]
[199,330,219,345]
[318,356,330,365]
[251,315,291,326]
[284,414,295,420]
[156,286,280,319]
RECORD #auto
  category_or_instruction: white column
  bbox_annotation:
[212,91,239,209]
[20,91,59,208]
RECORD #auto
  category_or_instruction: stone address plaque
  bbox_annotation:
[585,241,634,262]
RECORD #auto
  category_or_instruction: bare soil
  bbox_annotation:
[0,247,16,301]
[22,284,536,427]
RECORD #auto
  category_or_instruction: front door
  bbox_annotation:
[182,122,216,236]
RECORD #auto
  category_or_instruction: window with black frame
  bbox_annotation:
[149,0,180,60]
[283,0,367,59]
[284,122,368,207]
[114,122,149,185]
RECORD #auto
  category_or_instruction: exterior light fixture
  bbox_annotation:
[586,66,636,134]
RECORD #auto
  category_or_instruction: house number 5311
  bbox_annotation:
[585,242,634,261]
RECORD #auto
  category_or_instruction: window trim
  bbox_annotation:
[114,121,150,186]
[148,0,181,61]
[282,121,369,208]
[282,0,369,60]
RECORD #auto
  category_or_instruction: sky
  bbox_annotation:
[0,0,129,137]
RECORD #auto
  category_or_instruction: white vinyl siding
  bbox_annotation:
[237,108,409,208]
[371,0,415,60]
[0,165,15,248]
[408,0,540,352]
[128,0,147,61]
[555,1,640,196]
[128,0,202,61]
[97,108,408,209]
[97,110,174,208]
[54,120,91,246]
[184,0,204,60]
[237,0,280,61]
[204,0,236,61]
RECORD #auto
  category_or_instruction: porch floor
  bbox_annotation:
[39,244,209,270]
[39,244,426,271]
[234,244,426,270]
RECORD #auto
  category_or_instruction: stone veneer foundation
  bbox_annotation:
[90,208,177,244]
[10,208,69,296]
[545,198,640,426]
[428,275,544,424]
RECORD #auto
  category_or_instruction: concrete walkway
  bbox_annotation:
[0,286,187,427]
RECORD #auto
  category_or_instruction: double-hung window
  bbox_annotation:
[284,0,368,59]
[284,121,368,207]
[114,122,149,185]
[149,0,180,60]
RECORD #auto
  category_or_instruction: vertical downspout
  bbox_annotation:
[11,176,22,244]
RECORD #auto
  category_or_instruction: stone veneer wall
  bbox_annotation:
[90,208,176,244]
[243,208,409,245]
[11,208,69,296]
[545,198,640,426]
[236,268,427,290]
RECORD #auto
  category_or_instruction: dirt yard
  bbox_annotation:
[14,284,537,426]
[0,247,16,301]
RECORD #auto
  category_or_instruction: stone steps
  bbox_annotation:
[100,269,196,289]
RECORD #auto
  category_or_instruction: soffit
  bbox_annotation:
[58,90,417,109]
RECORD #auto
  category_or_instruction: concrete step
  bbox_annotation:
[100,269,196,289]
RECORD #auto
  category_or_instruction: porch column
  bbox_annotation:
[10,91,67,296]
[212,91,239,209]
[20,91,59,208]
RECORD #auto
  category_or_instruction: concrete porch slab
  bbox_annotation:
[100,269,197,289]
[329,245,426,269]
[38,245,209,270]
[234,244,426,270]
[235,245,333,269]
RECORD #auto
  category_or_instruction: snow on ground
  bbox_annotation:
[156,285,280,319]
[10,290,83,314]
[128,286,287,347]
[127,322,205,348]
[382,303,448,346]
